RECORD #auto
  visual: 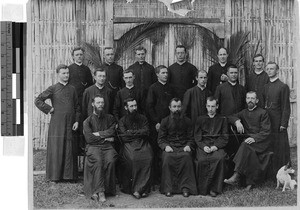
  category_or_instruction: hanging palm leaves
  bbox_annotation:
[82,42,102,74]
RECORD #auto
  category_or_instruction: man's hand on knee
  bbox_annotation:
[244,137,255,144]
[165,146,174,152]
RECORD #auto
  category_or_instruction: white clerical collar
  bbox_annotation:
[254,69,264,75]
[75,61,83,66]
[219,62,227,67]
[95,83,104,89]
[177,61,186,65]
[126,85,134,89]
[158,80,167,85]
[197,85,206,90]
[228,80,237,86]
[270,77,279,83]
[248,105,257,111]
[105,61,113,65]
[59,81,68,86]
[208,113,216,118]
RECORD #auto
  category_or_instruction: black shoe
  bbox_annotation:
[209,190,217,197]
[133,192,141,199]
[165,192,172,197]
[142,192,148,198]
[183,191,190,197]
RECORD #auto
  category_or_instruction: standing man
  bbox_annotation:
[158,98,197,197]
[68,47,94,155]
[168,45,198,100]
[83,94,118,203]
[118,98,153,199]
[245,54,269,108]
[146,65,175,186]
[194,96,228,197]
[113,70,143,121]
[225,91,271,190]
[100,47,124,97]
[35,64,80,182]
[263,61,291,174]
[127,46,157,101]
[182,70,212,124]
[207,47,231,94]
[82,69,114,121]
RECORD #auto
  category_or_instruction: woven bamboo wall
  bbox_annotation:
[29,0,297,149]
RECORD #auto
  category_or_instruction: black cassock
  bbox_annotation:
[83,114,118,197]
[245,70,269,108]
[182,86,212,124]
[100,62,124,92]
[263,79,291,172]
[113,86,144,120]
[229,107,271,185]
[118,114,153,194]
[158,115,197,195]
[35,82,80,181]
[82,84,114,119]
[207,62,232,95]
[194,114,228,195]
[168,62,198,100]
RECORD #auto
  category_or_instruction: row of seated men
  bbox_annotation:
[34,45,291,203]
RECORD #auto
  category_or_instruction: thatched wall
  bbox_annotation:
[28,0,298,149]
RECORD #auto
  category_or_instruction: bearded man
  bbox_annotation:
[118,98,153,199]
[83,94,118,203]
[158,98,197,197]
[224,91,271,190]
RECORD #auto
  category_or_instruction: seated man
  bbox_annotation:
[224,91,271,190]
[158,98,197,197]
[83,94,118,202]
[118,98,153,199]
[194,96,228,197]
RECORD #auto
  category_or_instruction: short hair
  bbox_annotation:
[124,97,136,107]
[197,69,208,77]
[71,47,84,56]
[246,91,257,98]
[135,45,147,54]
[104,47,114,52]
[93,68,106,76]
[266,61,279,70]
[175,45,187,52]
[253,54,264,62]
[155,65,168,74]
[123,69,134,76]
[169,97,181,106]
[227,64,238,72]
[206,96,218,105]
[217,47,228,54]
[56,64,68,73]
[92,94,104,103]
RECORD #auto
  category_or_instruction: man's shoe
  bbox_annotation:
[98,192,106,202]
[209,190,217,197]
[224,172,240,185]
[245,185,252,191]
[91,193,98,201]
[165,192,172,197]
[133,192,141,199]
[182,188,190,197]
[141,192,148,198]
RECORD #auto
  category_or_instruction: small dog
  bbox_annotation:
[276,164,297,192]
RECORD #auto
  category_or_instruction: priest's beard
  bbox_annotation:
[95,107,105,118]
[247,101,255,109]
[172,110,181,120]
[127,109,138,121]
[172,110,182,129]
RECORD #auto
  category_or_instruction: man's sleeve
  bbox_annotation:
[146,86,159,123]
[280,84,291,128]
[182,90,191,118]
[98,115,116,138]
[207,66,213,92]
[83,118,104,144]
[214,116,229,149]
[86,66,94,87]
[73,88,81,122]
[82,89,89,120]
[157,118,169,150]
[194,117,206,150]
[34,86,53,114]
[113,91,121,120]
[250,111,271,142]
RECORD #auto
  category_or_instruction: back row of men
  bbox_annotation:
[35,45,291,202]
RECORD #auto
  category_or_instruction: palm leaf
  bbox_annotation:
[82,42,102,73]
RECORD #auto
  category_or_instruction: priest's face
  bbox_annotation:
[58,68,69,83]
[175,47,186,62]
[123,72,135,86]
[135,49,146,63]
[125,100,138,115]
[157,68,168,83]
[266,63,279,79]
[92,97,105,115]
[72,49,84,64]
[227,67,238,83]
[94,70,106,86]
[169,100,182,116]
[246,92,258,109]
[104,48,115,64]
[253,56,264,70]
[206,99,218,116]
[196,71,207,88]
[217,48,228,64]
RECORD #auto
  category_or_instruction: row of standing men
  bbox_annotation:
[34,45,291,202]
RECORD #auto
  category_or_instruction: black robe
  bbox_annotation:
[158,115,197,194]
[82,84,114,120]
[118,114,153,194]
[263,79,291,172]
[214,82,246,116]
[168,62,198,100]
[207,62,231,94]
[245,70,269,108]
[182,86,212,124]
[83,113,118,197]
[35,82,80,181]
[113,86,144,120]
[194,114,228,195]
[229,107,271,185]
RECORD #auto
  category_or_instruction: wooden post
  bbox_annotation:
[104,0,114,47]
[224,0,231,47]
[75,0,83,45]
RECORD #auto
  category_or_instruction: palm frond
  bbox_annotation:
[82,42,102,73]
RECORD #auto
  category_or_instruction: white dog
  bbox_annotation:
[276,164,297,192]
